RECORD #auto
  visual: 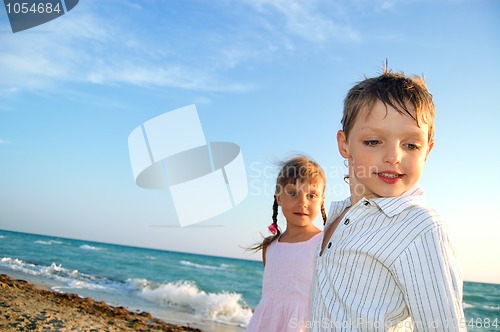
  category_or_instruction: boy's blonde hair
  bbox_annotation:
[342,67,435,141]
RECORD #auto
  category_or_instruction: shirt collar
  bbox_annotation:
[370,186,427,218]
[328,186,427,223]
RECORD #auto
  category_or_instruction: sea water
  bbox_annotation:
[0,230,499,331]
[463,281,500,331]
[0,230,260,331]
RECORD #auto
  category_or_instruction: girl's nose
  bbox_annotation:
[298,193,308,206]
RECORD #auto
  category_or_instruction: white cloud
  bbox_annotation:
[86,63,251,92]
[0,0,365,95]
[244,0,359,43]
[0,87,19,97]
[0,3,254,93]
[380,1,396,10]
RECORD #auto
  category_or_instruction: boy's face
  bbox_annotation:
[337,100,434,203]
[276,180,324,229]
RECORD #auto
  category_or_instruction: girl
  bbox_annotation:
[247,155,327,332]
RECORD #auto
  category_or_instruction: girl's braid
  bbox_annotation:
[272,196,279,224]
[321,202,327,225]
[271,196,281,239]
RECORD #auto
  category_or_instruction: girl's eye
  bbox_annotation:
[308,193,317,199]
[287,191,296,196]
[363,140,380,146]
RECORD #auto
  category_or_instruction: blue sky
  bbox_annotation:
[1,0,499,284]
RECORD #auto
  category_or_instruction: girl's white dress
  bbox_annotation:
[247,233,322,332]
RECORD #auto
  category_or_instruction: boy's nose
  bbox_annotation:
[384,146,402,164]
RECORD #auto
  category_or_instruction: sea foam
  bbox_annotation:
[35,240,63,245]
[127,278,252,326]
[179,260,230,270]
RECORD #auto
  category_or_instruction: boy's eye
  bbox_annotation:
[287,191,296,196]
[363,140,380,146]
[308,193,317,199]
[405,143,422,150]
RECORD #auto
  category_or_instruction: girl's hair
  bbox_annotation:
[250,155,327,252]
[342,66,435,142]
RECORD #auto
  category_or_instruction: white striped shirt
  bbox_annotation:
[309,186,466,331]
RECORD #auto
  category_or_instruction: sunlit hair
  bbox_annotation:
[249,155,327,252]
[342,65,435,142]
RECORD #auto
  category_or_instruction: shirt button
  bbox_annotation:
[364,201,370,206]
[344,218,350,225]
[327,242,332,249]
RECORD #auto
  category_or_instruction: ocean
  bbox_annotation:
[0,230,498,331]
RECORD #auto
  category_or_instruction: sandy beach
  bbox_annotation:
[0,274,202,331]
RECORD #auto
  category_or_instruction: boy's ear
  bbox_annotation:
[337,130,351,158]
[425,139,435,161]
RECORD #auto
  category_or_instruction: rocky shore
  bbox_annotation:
[0,274,202,331]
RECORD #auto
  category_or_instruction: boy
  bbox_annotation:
[309,68,466,331]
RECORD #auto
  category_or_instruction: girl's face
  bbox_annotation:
[276,179,324,229]
[338,100,434,204]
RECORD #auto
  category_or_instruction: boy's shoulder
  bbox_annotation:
[401,202,443,228]
[372,186,444,229]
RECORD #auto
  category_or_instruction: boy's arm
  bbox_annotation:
[391,225,466,331]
